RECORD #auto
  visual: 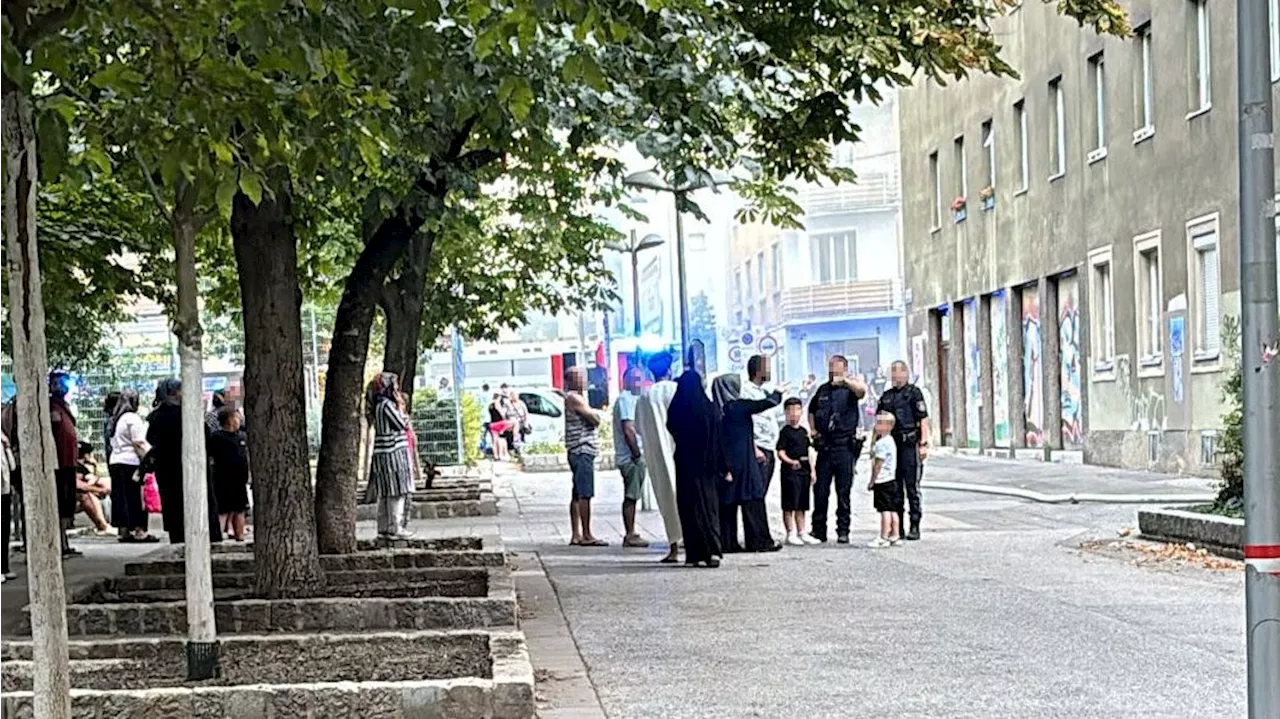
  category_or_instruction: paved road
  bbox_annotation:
[480,457,1244,719]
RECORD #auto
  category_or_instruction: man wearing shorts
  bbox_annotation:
[565,367,606,546]
[614,367,650,548]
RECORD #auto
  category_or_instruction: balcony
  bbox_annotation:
[802,168,900,216]
[779,278,903,324]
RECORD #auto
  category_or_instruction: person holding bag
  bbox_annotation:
[108,389,158,543]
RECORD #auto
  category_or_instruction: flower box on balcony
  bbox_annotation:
[981,196,995,211]
[953,207,967,223]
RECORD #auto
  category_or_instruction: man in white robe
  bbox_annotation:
[635,353,682,563]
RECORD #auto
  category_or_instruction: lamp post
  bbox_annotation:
[623,168,733,353]
[608,230,665,336]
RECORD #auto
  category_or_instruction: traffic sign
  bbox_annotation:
[757,334,779,357]
[740,331,754,346]
[727,345,743,364]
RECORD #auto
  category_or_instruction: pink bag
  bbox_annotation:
[142,472,163,514]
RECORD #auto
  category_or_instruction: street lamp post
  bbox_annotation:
[623,168,733,353]
[608,230,665,337]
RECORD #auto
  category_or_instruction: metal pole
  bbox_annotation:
[674,191,690,353]
[631,232,642,337]
[309,305,321,401]
[577,313,587,370]
[1237,2,1280,716]
[450,326,466,465]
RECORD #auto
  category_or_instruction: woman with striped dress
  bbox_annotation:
[363,373,415,539]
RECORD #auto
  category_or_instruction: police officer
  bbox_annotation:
[876,360,931,540]
[807,355,867,544]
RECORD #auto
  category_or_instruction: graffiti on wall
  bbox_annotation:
[964,299,981,448]
[1116,356,1168,432]
[1021,288,1044,448]
[991,294,1010,447]
[1058,277,1083,449]
[1170,315,1185,404]
[911,334,925,385]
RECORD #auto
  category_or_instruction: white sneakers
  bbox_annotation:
[786,532,805,546]
[866,537,890,548]
[800,533,821,545]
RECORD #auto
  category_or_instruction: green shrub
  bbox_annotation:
[523,441,565,456]
[1215,317,1243,511]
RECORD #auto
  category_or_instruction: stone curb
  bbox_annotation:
[922,480,1216,505]
[1137,507,1244,559]
[1,629,534,718]
[355,495,499,521]
[125,546,506,578]
[519,455,616,473]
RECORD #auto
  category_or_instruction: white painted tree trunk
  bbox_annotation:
[172,213,218,678]
[3,84,72,719]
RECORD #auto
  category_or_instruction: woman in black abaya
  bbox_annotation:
[711,374,784,553]
[665,367,724,568]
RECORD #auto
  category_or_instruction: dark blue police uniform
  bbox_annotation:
[877,383,928,539]
[807,380,864,542]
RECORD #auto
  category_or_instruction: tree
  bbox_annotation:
[688,292,719,372]
[1216,316,1244,511]
[2,1,82,715]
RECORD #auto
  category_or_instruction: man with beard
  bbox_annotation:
[806,356,867,544]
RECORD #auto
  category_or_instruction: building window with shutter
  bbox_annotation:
[1087,246,1116,379]
[1133,230,1163,374]
[1187,214,1221,363]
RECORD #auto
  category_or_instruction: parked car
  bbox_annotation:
[516,388,565,448]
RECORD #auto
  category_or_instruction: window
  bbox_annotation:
[744,259,754,300]
[1088,247,1116,371]
[929,151,941,229]
[953,135,967,200]
[810,231,858,284]
[755,250,765,299]
[519,392,562,418]
[1190,0,1211,111]
[1014,100,1029,191]
[1187,214,1221,359]
[770,243,781,294]
[734,268,743,306]
[1271,0,1280,82]
[1134,232,1163,365]
[1088,53,1106,155]
[981,119,995,190]
[1134,24,1154,137]
[1048,77,1065,177]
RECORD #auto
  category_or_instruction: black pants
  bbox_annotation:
[2,493,10,575]
[812,446,855,540]
[720,499,773,551]
[719,502,743,552]
[895,438,923,528]
[756,448,775,494]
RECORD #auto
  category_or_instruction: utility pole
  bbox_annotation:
[1237,1,1280,716]
[674,192,690,353]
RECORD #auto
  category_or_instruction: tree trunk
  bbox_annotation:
[314,214,419,554]
[2,81,72,719]
[229,177,325,598]
[170,204,219,677]
[379,231,437,410]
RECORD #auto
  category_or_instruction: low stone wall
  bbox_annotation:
[14,568,515,637]
[355,495,498,521]
[126,546,505,578]
[1137,507,1244,558]
[88,567,490,602]
[1,631,534,718]
[209,536,484,555]
[520,454,616,473]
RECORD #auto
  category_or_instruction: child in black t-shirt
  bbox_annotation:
[776,398,819,546]
[208,406,251,541]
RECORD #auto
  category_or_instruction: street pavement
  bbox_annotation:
[416,455,1245,719]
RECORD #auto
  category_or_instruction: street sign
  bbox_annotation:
[740,331,754,346]
[757,334,779,357]
[727,345,743,364]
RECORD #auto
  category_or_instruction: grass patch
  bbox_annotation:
[1183,503,1244,520]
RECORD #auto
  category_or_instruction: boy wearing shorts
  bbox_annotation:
[866,411,903,548]
[776,398,819,546]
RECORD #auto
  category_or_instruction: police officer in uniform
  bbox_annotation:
[876,360,930,540]
[806,355,867,544]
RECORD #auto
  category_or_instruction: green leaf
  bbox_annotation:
[82,146,112,175]
[216,176,238,218]
[238,171,263,206]
[42,94,78,124]
[211,140,234,165]
[356,134,382,171]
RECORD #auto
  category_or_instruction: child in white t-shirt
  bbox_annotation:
[866,411,902,548]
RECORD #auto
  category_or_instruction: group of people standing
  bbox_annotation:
[559,346,931,567]
[484,384,530,461]
[0,375,252,580]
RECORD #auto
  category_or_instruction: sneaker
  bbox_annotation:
[866,537,890,548]
[801,534,822,545]
[786,533,805,546]
[836,534,850,545]
[389,529,416,540]
[889,538,903,547]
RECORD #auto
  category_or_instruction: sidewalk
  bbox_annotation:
[921,452,1218,502]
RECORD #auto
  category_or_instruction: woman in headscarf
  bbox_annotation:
[665,357,723,568]
[146,379,221,543]
[108,389,157,543]
[712,373,785,553]
[364,373,415,540]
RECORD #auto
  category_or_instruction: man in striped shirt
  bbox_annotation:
[565,367,606,546]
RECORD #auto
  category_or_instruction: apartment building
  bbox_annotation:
[899,0,1280,473]
[725,93,905,383]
